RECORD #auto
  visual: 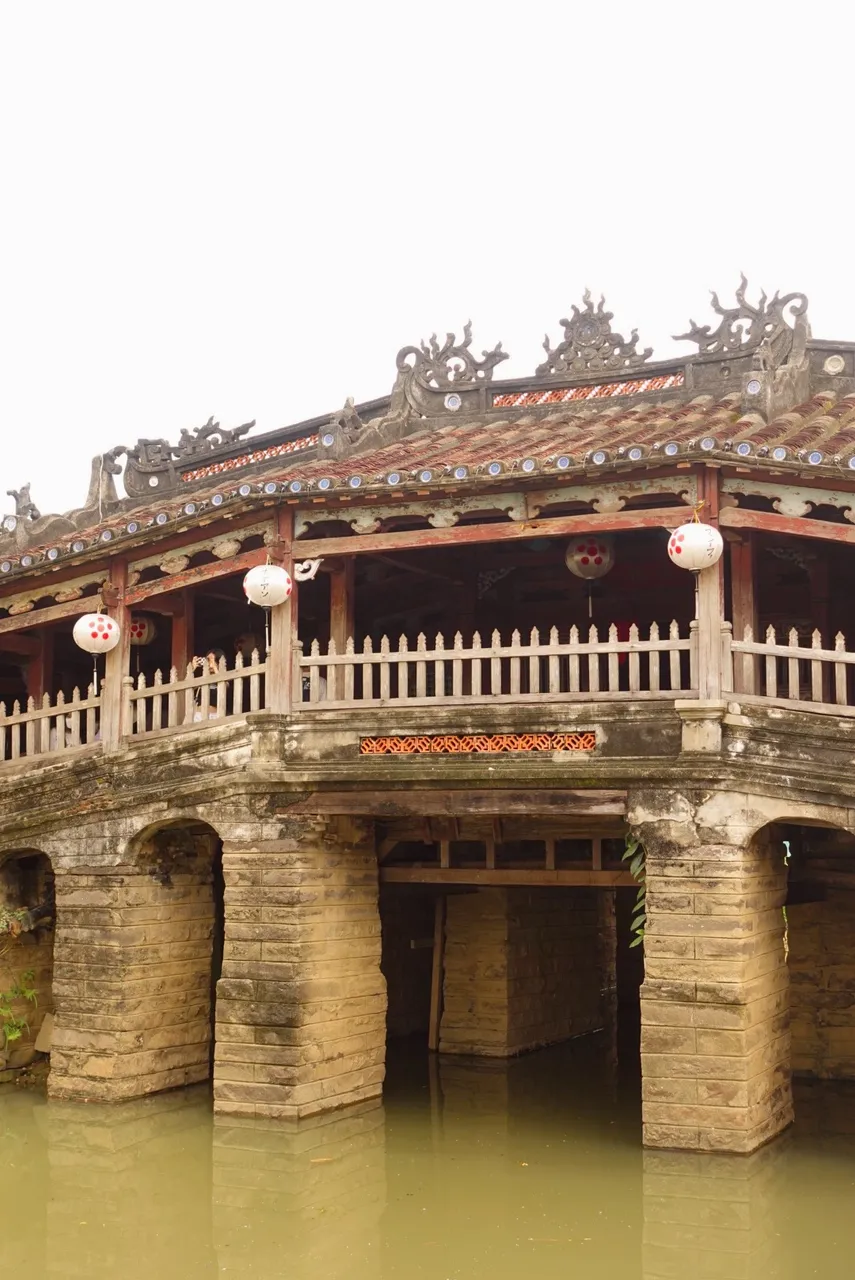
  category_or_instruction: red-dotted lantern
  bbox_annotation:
[565,537,615,580]
[129,615,157,646]
[72,612,121,654]
[667,521,723,572]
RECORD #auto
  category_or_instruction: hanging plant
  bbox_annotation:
[622,834,646,948]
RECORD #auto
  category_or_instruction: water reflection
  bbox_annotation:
[3,1046,855,1278]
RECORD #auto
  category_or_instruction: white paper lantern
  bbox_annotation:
[667,521,724,571]
[72,612,121,654]
[129,615,157,645]
[243,563,293,607]
[565,536,615,580]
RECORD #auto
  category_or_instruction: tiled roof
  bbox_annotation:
[6,389,855,579]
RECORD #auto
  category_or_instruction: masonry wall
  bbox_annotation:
[439,887,614,1057]
[379,887,434,1040]
[214,814,387,1119]
[789,890,855,1078]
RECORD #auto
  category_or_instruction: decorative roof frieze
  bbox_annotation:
[674,275,810,368]
[537,292,653,378]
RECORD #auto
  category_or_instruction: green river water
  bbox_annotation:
[2,1034,854,1278]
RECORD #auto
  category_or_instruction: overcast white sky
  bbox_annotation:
[2,2,853,516]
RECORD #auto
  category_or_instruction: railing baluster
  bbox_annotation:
[168,666,179,726]
[380,635,391,701]
[87,683,97,742]
[670,621,681,691]
[310,640,321,704]
[0,702,6,762]
[648,622,660,692]
[588,625,600,694]
[69,688,82,748]
[741,624,756,695]
[628,623,640,693]
[184,662,196,724]
[471,631,482,697]
[509,629,521,696]
[529,627,540,694]
[40,692,51,754]
[811,630,823,703]
[689,621,698,692]
[11,702,20,760]
[326,640,338,702]
[136,672,147,735]
[491,629,502,697]
[452,632,463,698]
[25,698,35,757]
[607,624,620,692]
[566,626,577,694]
[362,636,374,703]
[788,628,800,700]
[434,632,445,701]
[345,638,355,702]
[835,632,848,705]
[250,650,261,712]
[217,657,228,717]
[416,634,427,699]
[232,652,244,716]
[765,626,778,698]
[152,669,163,731]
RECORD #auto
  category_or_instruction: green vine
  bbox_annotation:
[622,834,646,948]
[0,969,37,1051]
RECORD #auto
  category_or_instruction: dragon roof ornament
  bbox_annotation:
[537,291,653,378]
[390,321,508,418]
[674,275,810,368]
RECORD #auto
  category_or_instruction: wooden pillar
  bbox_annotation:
[730,535,758,694]
[170,589,195,675]
[26,629,53,702]
[696,468,725,701]
[329,556,355,652]
[267,508,295,715]
[102,559,130,750]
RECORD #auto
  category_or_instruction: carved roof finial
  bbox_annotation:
[673,276,810,367]
[537,291,653,378]
[5,484,40,522]
[390,321,509,418]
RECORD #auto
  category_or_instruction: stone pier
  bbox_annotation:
[439,886,615,1056]
[637,798,791,1153]
[214,814,387,1118]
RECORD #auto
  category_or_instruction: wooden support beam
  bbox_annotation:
[381,868,634,887]
[545,838,556,870]
[293,507,684,560]
[592,837,603,871]
[282,789,627,818]
[0,597,100,636]
[0,632,42,657]
[439,838,450,869]
[485,835,496,869]
[720,506,855,547]
[428,897,446,1053]
[124,547,267,605]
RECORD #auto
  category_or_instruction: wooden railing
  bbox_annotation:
[298,623,696,707]
[0,686,101,761]
[728,624,855,712]
[124,651,267,737]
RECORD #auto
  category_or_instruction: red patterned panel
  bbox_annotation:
[492,373,684,409]
[359,731,596,755]
[181,434,318,482]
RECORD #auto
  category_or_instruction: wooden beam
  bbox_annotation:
[293,507,683,560]
[720,506,855,546]
[170,589,193,674]
[381,868,634,887]
[26,629,51,702]
[102,559,130,750]
[0,597,100,636]
[268,508,295,714]
[428,897,446,1053]
[124,548,267,605]
[0,633,42,657]
[282,789,627,818]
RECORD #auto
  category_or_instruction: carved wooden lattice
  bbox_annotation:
[359,731,596,755]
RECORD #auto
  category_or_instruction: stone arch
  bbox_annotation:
[0,846,55,1078]
[751,815,855,1087]
[125,816,226,1093]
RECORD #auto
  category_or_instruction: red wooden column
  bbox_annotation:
[730,535,758,693]
[170,589,195,676]
[102,559,131,749]
[267,508,295,714]
[329,556,355,653]
[25,630,52,701]
[696,468,725,700]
